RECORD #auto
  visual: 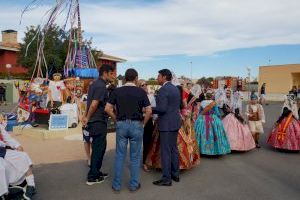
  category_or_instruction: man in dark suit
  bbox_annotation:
[152,69,181,186]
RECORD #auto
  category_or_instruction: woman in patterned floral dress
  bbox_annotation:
[145,83,200,169]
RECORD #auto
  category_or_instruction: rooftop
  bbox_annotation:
[2,29,17,33]
[96,51,126,62]
[0,43,20,52]
[260,63,300,68]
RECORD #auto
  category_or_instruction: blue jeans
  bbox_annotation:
[112,120,144,190]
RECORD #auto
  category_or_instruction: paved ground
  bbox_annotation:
[2,102,300,200]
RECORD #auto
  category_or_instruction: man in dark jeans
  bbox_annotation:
[82,64,115,185]
[105,68,152,192]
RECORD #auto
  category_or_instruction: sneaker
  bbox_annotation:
[86,177,104,186]
[100,172,109,179]
[23,185,36,200]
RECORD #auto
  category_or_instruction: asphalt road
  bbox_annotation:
[7,102,300,200]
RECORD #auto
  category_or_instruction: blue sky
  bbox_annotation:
[1,0,300,79]
[119,44,300,79]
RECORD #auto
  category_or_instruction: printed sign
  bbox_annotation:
[49,114,68,131]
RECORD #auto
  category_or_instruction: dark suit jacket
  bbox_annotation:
[153,82,181,132]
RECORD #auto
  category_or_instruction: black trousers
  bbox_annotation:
[87,122,107,180]
[160,130,179,182]
[143,118,154,164]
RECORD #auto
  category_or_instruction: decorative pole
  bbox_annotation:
[77,0,83,68]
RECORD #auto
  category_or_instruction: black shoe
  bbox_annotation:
[256,144,261,148]
[100,172,109,179]
[31,122,39,127]
[86,177,104,185]
[171,176,180,182]
[112,186,121,194]
[153,179,172,186]
[129,184,141,192]
[8,185,24,195]
[23,186,36,200]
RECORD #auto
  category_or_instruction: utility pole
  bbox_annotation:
[190,61,193,82]
[247,67,251,100]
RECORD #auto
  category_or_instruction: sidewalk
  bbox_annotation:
[0,102,18,113]
[12,132,116,165]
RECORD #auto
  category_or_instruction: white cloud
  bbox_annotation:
[1,0,300,61]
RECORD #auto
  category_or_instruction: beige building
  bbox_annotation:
[259,64,300,97]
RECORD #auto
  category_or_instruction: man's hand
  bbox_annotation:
[16,146,24,151]
[105,103,116,122]
[82,116,88,127]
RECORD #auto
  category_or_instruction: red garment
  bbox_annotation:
[182,90,189,101]
[0,134,3,141]
[267,116,300,150]
[145,121,200,170]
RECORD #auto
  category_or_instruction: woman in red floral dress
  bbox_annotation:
[146,84,200,170]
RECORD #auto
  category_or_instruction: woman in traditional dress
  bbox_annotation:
[222,89,256,151]
[177,84,200,168]
[194,90,231,155]
[0,116,36,200]
[232,86,244,114]
[145,79,200,170]
[267,94,300,151]
[138,80,156,172]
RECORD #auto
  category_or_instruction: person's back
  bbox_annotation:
[260,84,266,95]
[111,86,149,121]
[0,86,5,105]
[105,69,151,192]
[0,86,5,95]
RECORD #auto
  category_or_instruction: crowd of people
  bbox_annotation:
[80,65,300,193]
[1,65,300,199]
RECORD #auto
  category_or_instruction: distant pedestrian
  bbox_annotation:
[105,69,152,192]
[0,84,6,106]
[259,83,267,105]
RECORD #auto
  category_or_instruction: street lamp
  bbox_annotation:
[246,67,251,100]
[190,61,193,82]
[6,64,12,80]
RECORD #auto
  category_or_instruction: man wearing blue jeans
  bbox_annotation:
[105,68,152,192]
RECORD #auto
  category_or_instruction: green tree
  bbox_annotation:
[18,25,68,76]
[197,77,214,87]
